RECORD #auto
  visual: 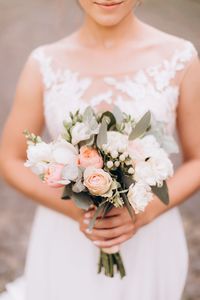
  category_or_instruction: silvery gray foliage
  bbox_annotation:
[129,111,151,140]
[147,115,179,154]
[83,106,99,132]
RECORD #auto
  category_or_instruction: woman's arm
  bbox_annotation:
[0,54,82,222]
[81,55,200,249]
[145,55,200,222]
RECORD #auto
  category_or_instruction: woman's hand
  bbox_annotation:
[78,202,158,249]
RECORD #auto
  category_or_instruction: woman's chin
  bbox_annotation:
[94,15,124,27]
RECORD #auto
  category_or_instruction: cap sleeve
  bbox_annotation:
[29,46,54,89]
[178,41,199,78]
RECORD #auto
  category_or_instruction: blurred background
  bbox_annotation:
[0,0,199,299]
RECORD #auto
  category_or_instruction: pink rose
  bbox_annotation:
[44,163,64,188]
[84,167,112,196]
[78,146,103,169]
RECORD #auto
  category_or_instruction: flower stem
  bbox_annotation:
[98,250,126,278]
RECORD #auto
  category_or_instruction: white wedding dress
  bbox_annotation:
[1,30,198,300]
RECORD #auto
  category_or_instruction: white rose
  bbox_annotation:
[25,142,53,175]
[129,135,160,161]
[52,139,77,165]
[104,131,128,153]
[71,122,99,145]
[134,149,173,186]
[128,182,153,214]
[151,149,174,183]
[52,139,79,182]
[30,162,49,175]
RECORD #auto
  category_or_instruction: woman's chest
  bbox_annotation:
[43,70,179,138]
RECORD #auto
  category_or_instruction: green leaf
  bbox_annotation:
[101,202,113,218]
[88,202,106,231]
[72,180,85,193]
[71,191,93,210]
[62,185,93,209]
[83,106,94,123]
[62,131,71,142]
[112,105,124,124]
[151,181,169,205]
[61,185,72,200]
[129,111,151,140]
[122,175,135,189]
[97,117,108,148]
[100,111,116,129]
[121,193,136,223]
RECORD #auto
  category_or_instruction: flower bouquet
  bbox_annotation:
[24,106,176,278]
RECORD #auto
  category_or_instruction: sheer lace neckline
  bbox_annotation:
[36,41,193,76]
[30,38,198,139]
[32,40,197,92]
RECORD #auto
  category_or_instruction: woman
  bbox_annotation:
[0,0,200,299]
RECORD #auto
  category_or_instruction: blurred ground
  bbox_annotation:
[0,0,200,299]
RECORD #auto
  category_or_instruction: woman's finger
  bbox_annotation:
[93,215,129,229]
[93,231,135,249]
[84,207,122,219]
[87,224,134,240]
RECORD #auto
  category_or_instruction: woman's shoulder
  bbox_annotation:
[142,21,198,59]
[30,33,79,62]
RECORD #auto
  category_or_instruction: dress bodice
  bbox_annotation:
[31,37,198,139]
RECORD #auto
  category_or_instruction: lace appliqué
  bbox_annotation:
[32,47,92,95]
[147,41,197,91]
[30,41,197,138]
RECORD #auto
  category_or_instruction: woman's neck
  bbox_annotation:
[78,13,142,48]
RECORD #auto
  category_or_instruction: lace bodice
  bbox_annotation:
[31,37,198,139]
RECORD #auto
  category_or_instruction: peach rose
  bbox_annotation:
[44,163,64,188]
[78,146,103,169]
[84,167,112,196]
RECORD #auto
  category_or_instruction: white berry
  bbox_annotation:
[123,151,129,158]
[128,167,134,175]
[114,161,120,167]
[111,150,118,159]
[125,160,132,166]
[119,154,126,162]
[107,161,114,169]
[118,146,126,153]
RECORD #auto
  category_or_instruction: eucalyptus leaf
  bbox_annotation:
[146,117,179,155]
[61,185,73,200]
[129,111,151,140]
[88,202,106,231]
[151,181,169,205]
[122,175,135,189]
[101,202,113,218]
[100,111,116,129]
[112,105,124,124]
[72,180,86,193]
[97,117,108,148]
[83,106,95,123]
[83,107,99,132]
[121,193,136,223]
[71,191,93,210]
